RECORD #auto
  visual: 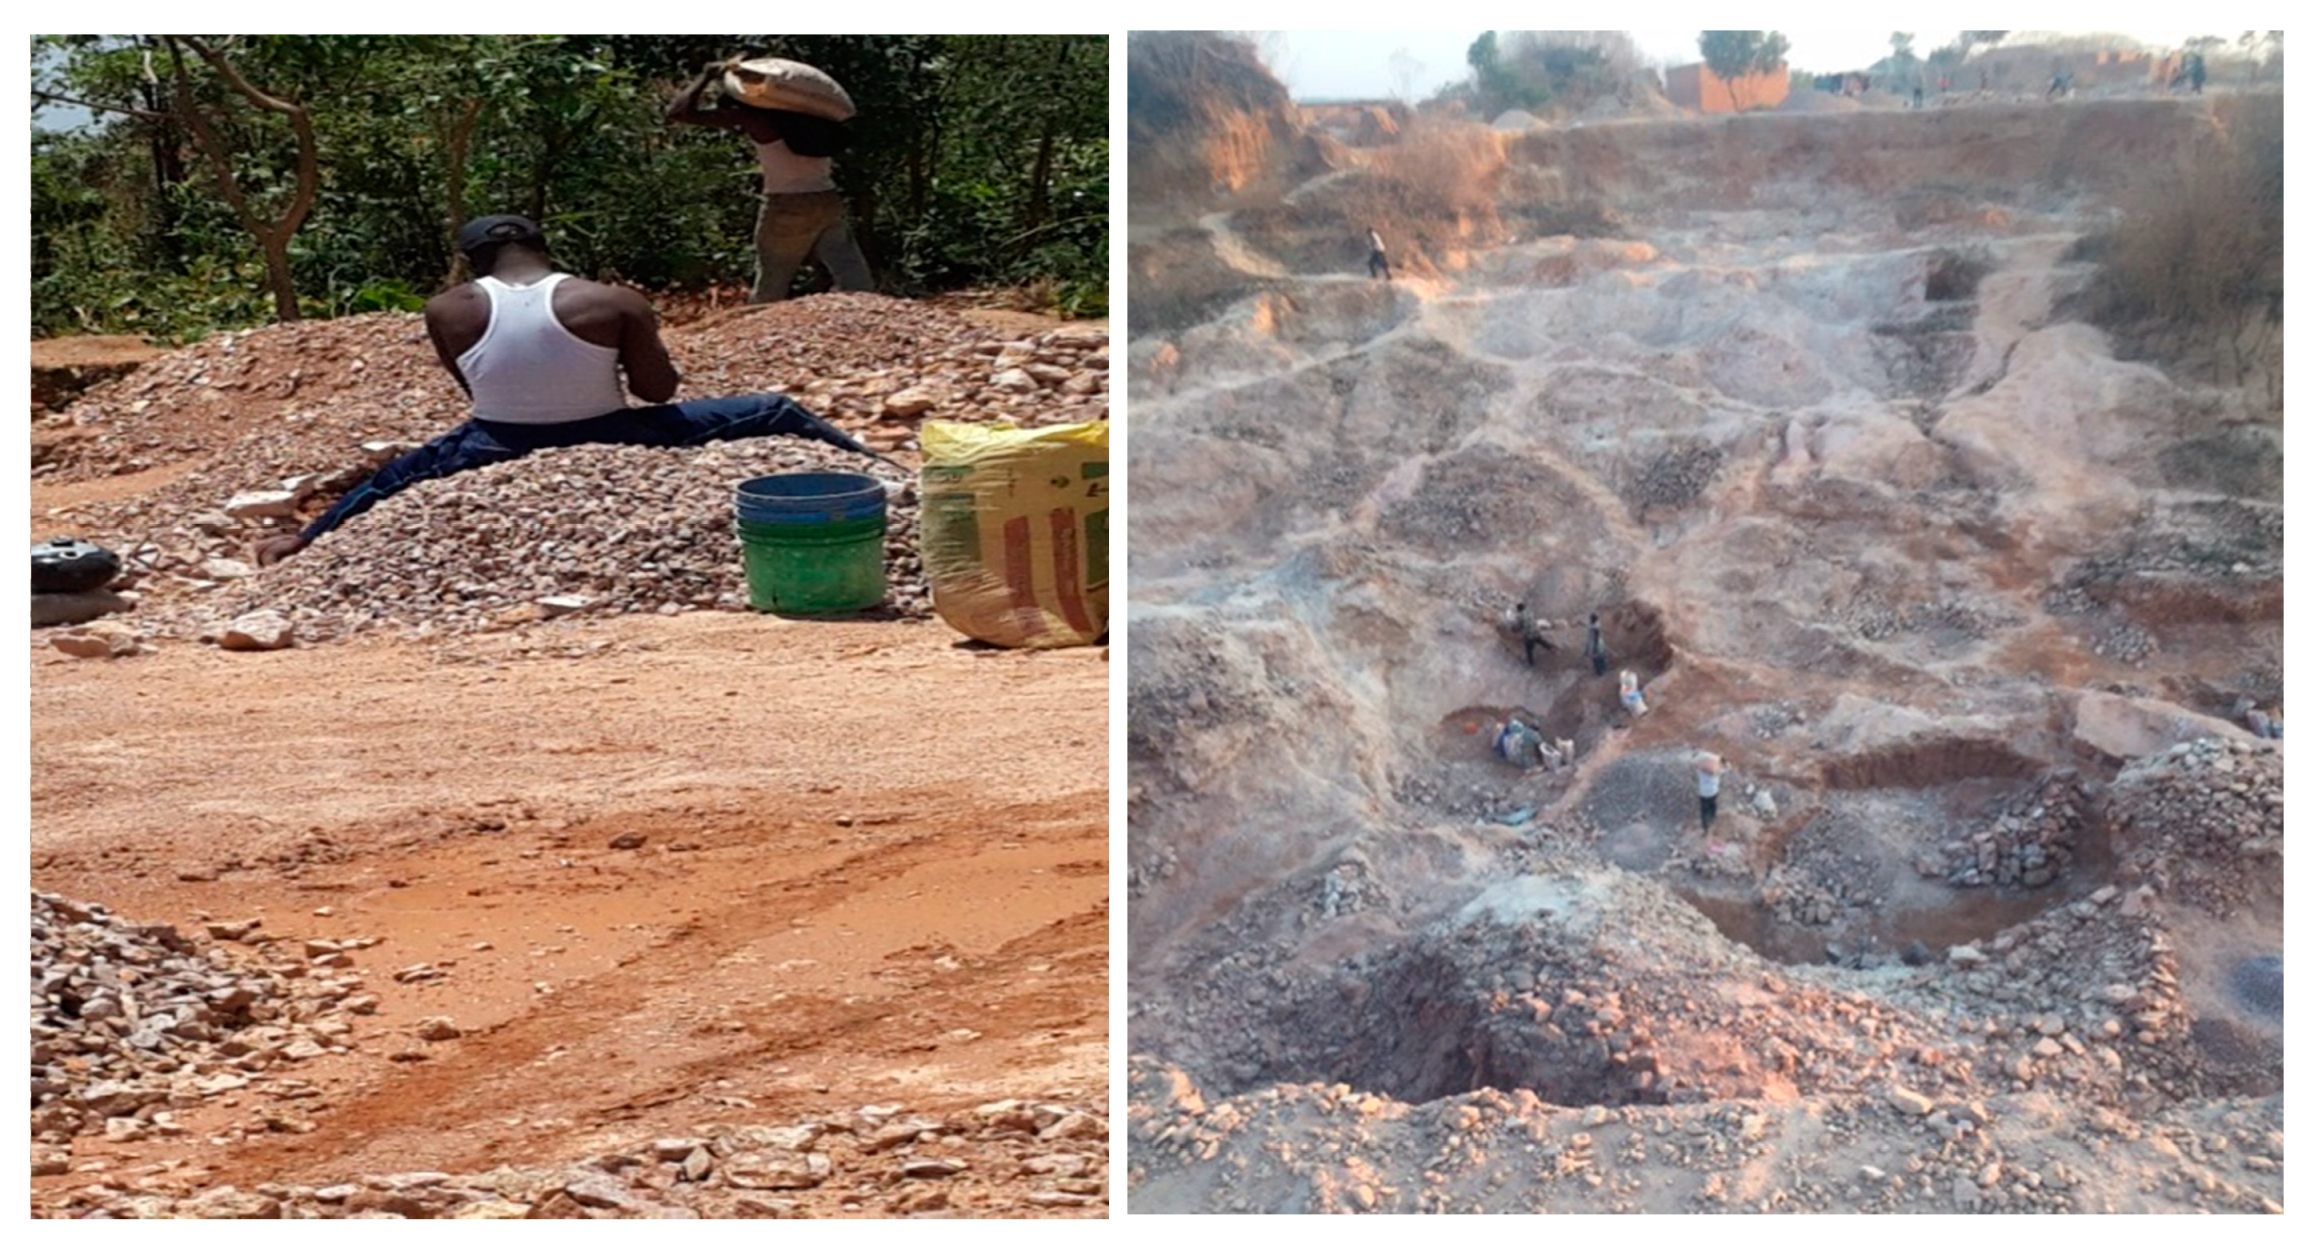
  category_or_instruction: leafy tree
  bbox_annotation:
[1467,30,1651,117]
[30,35,1111,338]
[1468,31,1549,114]
[1697,30,1790,110]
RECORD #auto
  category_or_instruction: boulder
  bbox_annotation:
[33,590,135,629]
[220,610,296,651]
[2071,691,2256,762]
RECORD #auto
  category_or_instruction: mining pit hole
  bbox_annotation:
[1670,741,2115,967]
[1216,944,1696,1110]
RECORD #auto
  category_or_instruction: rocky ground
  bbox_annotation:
[30,295,1111,1218]
[1126,88,2280,1214]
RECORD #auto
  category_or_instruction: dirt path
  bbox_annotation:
[30,613,1109,1213]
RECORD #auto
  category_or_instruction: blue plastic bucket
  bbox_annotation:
[732,472,888,613]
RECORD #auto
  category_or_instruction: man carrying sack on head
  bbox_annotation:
[669,54,873,304]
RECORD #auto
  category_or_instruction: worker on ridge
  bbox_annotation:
[1366,227,1391,281]
[668,57,873,304]
[1585,611,1609,677]
[255,215,871,566]
[1504,601,1557,666]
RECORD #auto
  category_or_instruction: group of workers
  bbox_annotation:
[1491,601,1728,834]
[255,55,875,567]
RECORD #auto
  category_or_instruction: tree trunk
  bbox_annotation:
[1022,38,1072,236]
[166,37,319,323]
[440,97,485,289]
[257,231,299,321]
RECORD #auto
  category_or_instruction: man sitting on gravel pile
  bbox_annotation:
[255,214,874,565]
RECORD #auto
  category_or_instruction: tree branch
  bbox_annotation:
[180,35,300,115]
[165,38,260,235]
[31,89,169,123]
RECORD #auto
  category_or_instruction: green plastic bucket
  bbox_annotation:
[733,472,888,613]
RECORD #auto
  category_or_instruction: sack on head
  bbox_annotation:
[723,58,856,122]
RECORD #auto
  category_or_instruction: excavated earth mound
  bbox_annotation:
[1127,91,2281,1213]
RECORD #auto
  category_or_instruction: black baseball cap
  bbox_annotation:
[457,214,546,257]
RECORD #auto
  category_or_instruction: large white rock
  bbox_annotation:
[2071,691,2256,761]
[224,490,301,521]
[219,610,296,652]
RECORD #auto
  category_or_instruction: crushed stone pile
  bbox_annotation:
[129,441,921,644]
[674,293,1109,436]
[30,893,368,1161]
[40,294,1107,489]
[33,1100,1108,1219]
[1926,769,2090,889]
[2103,736,2282,917]
[35,315,460,484]
[37,295,1107,646]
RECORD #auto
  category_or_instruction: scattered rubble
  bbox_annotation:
[32,1098,1108,1219]
[30,892,366,1150]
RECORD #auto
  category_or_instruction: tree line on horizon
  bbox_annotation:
[31,34,1109,341]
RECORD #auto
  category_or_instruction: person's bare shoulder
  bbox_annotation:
[424,282,487,323]
[550,278,657,348]
[556,277,657,319]
[424,284,490,354]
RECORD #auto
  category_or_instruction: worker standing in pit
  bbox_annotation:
[1696,751,1730,832]
[1505,601,1556,666]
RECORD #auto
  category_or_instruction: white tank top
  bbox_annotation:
[457,274,627,424]
[755,140,836,194]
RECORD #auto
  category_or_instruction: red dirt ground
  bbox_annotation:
[28,609,1109,1211]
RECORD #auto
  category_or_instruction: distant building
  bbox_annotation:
[1664,62,1791,113]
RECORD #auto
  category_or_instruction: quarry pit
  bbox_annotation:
[1126,58,2282,1215]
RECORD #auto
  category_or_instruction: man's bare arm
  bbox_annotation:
[666,63,740,128]
[615,289,681,403]
[422,296,475,396]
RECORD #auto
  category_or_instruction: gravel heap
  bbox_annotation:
[1924,769,2089,889]
[675,294,1109,437]
[1128,1056,2283,1214]
[2103,736,2282,917]
[132,441,921,643]
[39,296,1108,646]
[40,295,1109,488]
[34,316,458,484]
[31,893,368,1158]
[34,1100,1108,1219]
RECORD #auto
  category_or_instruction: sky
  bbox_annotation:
[1263,28,2252,101]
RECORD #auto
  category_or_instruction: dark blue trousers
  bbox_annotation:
[300,394,871,542]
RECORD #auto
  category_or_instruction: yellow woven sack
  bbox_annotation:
[920,420,1109,649]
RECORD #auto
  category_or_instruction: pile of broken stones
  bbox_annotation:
[36,294,1109,653]
[2103,736,2282,916]
[1924,769,2089,889]
[31,892,370,1169]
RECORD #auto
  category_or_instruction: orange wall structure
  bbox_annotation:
[1665,62,1792,113]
